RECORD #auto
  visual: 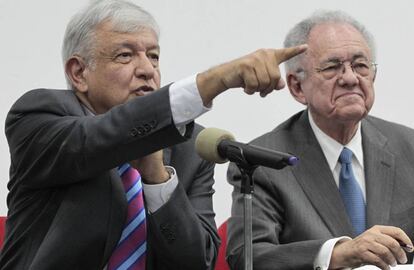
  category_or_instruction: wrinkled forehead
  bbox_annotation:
[306,22,372,63]
[97,19,158,39]
[93,20,159,48]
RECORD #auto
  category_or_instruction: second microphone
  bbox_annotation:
[195,127,299,170]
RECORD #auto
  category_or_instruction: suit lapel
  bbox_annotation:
[362,119,395,227]
[290,112,354,236]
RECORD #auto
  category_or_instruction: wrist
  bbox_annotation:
[329,238,352,269]
[141,167,172,184]
[196,67,226,106]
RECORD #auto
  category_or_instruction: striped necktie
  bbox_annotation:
[338,147,366,235]
[108,164,147,270]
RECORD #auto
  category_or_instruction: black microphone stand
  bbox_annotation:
[227,144,257,270]
[228,145,292,270]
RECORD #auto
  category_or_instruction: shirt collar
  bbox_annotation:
[81,103,95,116]
[308,111,364,171]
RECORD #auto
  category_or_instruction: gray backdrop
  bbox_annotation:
[1,0,413,225]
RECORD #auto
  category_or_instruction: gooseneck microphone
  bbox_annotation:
[195,127,299,170]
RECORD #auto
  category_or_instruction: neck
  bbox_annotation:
[311,113,359,145]
[75,91,97,114]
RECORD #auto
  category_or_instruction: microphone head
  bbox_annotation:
[195,127,235,163]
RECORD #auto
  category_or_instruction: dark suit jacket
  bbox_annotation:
[0,87,219,270]
[227,110,414,270]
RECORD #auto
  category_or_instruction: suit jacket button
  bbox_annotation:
[143,123,151,132]
[137,127,145,135]
[149,120,157,128]
[130,128,138,137]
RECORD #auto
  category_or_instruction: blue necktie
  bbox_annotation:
[338,147,366,235]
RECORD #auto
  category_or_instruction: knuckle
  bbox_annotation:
[245,80,258,91]
[371,257,382,265]
[273,70,281,79]
[358,236,370,245]
[365,231,376,240]
[255,48,267,56]
[389,241,400,250]
[261,78,271,88]
[395,227,405,235]
[269,73,281,86]
[240,59,252,70]
[371,225,381,231]
[243,88,255,95]
[378,249,390,259]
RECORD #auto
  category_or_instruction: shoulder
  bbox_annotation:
[364,115,414,138]
[9,89,82,115]
[363,115,414,155]
[249,110,308,148]
[14,88,75,103]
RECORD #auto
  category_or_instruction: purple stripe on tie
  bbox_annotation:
[108,225,147,269]
[117,241,146,270]
[129,254,146,270]
[121,169,140,191]
[119,209,145,243]
[126,190,144,223]
[126,180,142,202]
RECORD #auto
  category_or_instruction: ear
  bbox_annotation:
[65,56,89,92]
[287,73,307,105]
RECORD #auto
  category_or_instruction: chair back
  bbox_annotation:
[215,220,230,270]
[0,216,6,249]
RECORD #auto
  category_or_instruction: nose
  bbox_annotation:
[134,52,156,80]
[338,63,359,88]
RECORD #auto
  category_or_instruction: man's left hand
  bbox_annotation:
[130,150,170,184]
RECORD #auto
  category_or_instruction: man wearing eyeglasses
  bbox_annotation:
[227,10,414,270]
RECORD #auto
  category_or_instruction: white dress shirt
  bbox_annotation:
[308,111,366,270]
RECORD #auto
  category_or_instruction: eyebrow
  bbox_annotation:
[112,41,160,52]
[323,53,369,64]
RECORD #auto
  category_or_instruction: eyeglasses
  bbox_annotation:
[315,59,378,80]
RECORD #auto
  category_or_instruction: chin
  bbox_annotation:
[336,102,369,119]
[338,110,367,122]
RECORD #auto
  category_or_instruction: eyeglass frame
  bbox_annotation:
[314,58,378,80]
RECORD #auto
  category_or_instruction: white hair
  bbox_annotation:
[62,0,160,89]
[284,10,376,78]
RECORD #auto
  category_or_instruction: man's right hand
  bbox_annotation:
[196,44,308,106]
[329,225,413,270]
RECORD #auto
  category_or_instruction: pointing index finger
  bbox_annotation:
[275,44,308,64]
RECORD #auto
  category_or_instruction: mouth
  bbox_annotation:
[336,92,364,100]
[133,85,155,96]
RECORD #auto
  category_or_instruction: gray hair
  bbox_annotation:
[62,0,160,89]
[283,10,376,78]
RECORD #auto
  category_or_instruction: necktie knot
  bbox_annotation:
[339,147,353,164]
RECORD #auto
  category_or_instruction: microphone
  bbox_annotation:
[195,128,299,170]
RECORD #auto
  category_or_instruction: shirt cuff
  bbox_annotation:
[169,74,211,126]
[142,166,178,213]
[314,236,352,270]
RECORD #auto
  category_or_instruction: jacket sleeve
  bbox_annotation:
[145,126,220,270]
[5,87,193,189]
